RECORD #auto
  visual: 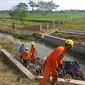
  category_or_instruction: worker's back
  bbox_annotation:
[22,51,30,60]
[20,46,25,53]
[45,46,67,70]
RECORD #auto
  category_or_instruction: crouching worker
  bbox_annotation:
[20,47,31,68]
[40,39,74,85]
[19,43,25,62]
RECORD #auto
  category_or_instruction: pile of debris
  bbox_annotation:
[27,57,44,76]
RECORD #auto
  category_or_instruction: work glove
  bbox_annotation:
[59,64,64,69]
[58,64,65,76]
[59,64,66,76]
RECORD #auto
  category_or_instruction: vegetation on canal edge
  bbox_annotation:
[51,32,85,44]
[0,27,40,42]
[0,38,39,85]
[0,38,14,50]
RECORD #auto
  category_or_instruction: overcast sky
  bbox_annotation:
[0,0,85,10]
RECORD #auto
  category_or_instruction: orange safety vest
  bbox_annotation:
[45,46,67,70]
[21,50,30,60]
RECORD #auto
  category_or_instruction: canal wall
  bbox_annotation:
[35,33,85,57]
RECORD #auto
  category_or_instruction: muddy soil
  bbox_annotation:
[15,56,44,76]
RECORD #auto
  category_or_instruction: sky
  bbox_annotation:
[0,0,85,10]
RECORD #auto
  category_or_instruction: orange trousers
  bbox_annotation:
[40,64,58,85]
[31,54,36,60]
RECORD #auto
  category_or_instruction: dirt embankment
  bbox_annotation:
[51,32,85,45]
[0,56,39,85]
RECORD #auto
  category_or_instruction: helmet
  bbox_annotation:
[31,42,35,46]
[25,47,28,50]
[22,43,24,45]
[65,39,74,48]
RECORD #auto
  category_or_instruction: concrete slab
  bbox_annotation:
[36,76,85,85]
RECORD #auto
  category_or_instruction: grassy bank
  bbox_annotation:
[0,56,66,85]
[55,19,85,31]
[0,37,39,85]
[51,32,85,44]
[50,18,85,44]
[0,56,39,85]
[0,37,14,50]
[0,27,40,41]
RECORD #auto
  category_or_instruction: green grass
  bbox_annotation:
[0,19,42,26]
[0,13,85,27]
[0,56,65,85]
[55,19,85,31]
[25,13,85,20]
[0,26,40,41]
[0,37,14,50]
[0,56,39,85]
[0,13,10,18]
[0,13,85,21]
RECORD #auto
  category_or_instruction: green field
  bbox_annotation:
[0,13,85,20]
[55,19,85,31]
[0,13,85,27]
[0,13,85,31]
[25,13,85,20]
[0,19,42,26]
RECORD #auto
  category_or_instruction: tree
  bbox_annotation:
[36,1,59,14]
[28,0,37,12]
[28,0,59,14]
[9,3,28,22]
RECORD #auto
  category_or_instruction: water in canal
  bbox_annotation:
[0,33,85,73]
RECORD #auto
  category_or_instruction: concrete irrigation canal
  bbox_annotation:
[0,33,85,85]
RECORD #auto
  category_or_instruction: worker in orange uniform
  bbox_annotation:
[30,42,37,62]
[20,47,31,68]
[40,39,74,85]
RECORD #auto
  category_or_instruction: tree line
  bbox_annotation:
[0,0,85,23]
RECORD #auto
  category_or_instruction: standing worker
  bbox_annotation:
[30,42,37,62]
[40,39,74,85]
[12,23,15,29]
[20,47,31,68]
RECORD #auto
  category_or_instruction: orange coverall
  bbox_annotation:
[21,50,30,60]
[30,46,36,61]
[40,46,67,85]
